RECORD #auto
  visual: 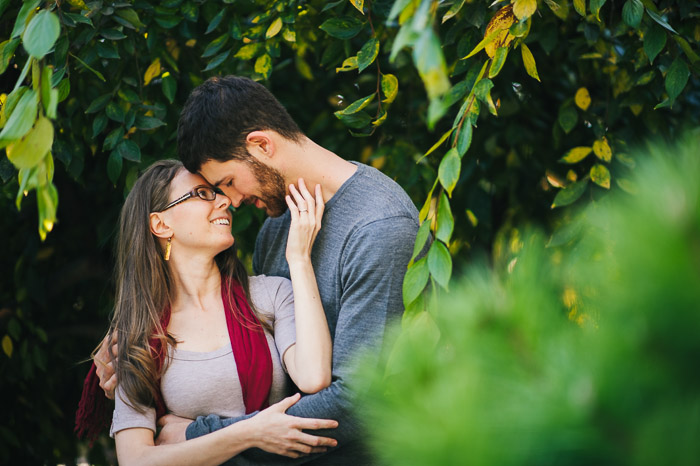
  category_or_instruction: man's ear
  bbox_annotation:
[246,131,275,160]
[149,212,173,239]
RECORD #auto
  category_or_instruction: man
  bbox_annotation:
[97,76,419,464]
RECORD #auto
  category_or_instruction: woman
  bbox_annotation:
[76,160,337,464]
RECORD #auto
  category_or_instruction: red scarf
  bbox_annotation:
[75,275,272,444]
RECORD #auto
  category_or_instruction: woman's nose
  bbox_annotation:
[216,192,231,209]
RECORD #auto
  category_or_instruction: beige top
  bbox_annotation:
[110,275,296,436]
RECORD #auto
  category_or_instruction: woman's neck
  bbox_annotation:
[167,253,221,313]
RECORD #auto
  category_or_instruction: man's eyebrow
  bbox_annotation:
[199,172,224,187]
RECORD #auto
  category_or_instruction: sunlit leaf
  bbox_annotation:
[488,47,508,78]
[590,164,611,188]
[6,116,53,169]
[337,94,375,115]
[560,146,592,164]
[336,56,359,73]
[0,38,20,75]
[413,29,450,99]
[593,137,612,162]
[428,241,452,289]
[438,148,461,196]
[403,257,429,306]
[0,90,38,143]
[589,0,607,21]
[381,74,399,103]
[442,0,466,23]
[144,58,161,86]
[575,87,591,111]
[22,11,60,59]
[266,18,283,39]
[513,0,537,21]
[573,0,586,16]
[521,43,540,82]
[255,54,273,79]
[349,0,364,14]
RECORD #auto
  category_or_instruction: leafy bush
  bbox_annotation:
[358,135,700,466]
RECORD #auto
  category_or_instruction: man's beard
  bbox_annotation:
[246,156,288,217]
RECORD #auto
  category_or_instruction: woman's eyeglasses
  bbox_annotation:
[160,186,222,211]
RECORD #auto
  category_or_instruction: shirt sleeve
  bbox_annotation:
[110,385,156,437]
[251,275,297,372]
[186,216,418,465]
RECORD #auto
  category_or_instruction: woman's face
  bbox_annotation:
[161,169,235,255]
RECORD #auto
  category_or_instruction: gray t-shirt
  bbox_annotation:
[111,275,296,436]
[187,162,420,465]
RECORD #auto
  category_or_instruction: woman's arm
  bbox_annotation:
[115,394,338,466]
[283,180,333,394]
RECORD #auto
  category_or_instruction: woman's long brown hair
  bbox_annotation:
[108,159,261,412]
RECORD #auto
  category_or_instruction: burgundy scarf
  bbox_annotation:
[75,275,272,443]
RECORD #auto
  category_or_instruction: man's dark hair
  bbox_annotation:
[177,76,303,173]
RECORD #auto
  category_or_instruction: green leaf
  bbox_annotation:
[436,192,454,243]
[118,88,140,104]
[6,116,53,169]
[381,74,398,103]
[414,29,450,99]
[202,34,229,58]
[105,102,125,123]
[644,27,666,64]
[107,149,122,185]
[573,0,586,16]
[63,12,93,27]
[100,29,127,41]
[402,257,429,306]
[358,38,380,73]
[558,105,578,133]
[336,56,359,73]
[412,220,431,261]
[319,17,363,40]
[22,11,61,59]
[488,47,508,78]
[56,79,70,103]
[589,0,607,21]
[11,0,41,38]
[335,111,372,129]
[162,75,177,104]
[115,8,145,29]
[590,164,611,189]
[85,94,111,114]
[205,9,226,34]
[456,122,472,157]
[421,128,454,161]
[438,148,461,196]
[442,0,466,23]
[560,146,592,164]
[182,1,199,22]
[255,54,273,79]
[117,139,141,162]
[0,38,20,75]
[0,90,38,143]
[103,127,124,151]
[92,113,107,138]
[474,79,497,115]
[135,115,166,130]
[646,9,677,34]
[622,0,644,29]
[552,179,589,208]
[665,57,689,102]
[428,241,452,289]
[521,43,540,82]
[69,53,106,82]
[203,50,231,72]
[337,94,375,115]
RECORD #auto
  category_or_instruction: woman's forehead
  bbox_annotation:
[170,169,208,191]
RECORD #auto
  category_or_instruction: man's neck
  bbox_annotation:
[279,137,358,203]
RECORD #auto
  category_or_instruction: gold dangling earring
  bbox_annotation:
[164,236,172,261]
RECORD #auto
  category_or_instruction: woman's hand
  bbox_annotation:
[285,179,324,265]
[246,393,338,458]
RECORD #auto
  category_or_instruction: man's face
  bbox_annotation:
[199,157,288,217]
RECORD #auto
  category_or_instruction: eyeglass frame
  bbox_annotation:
[159,185,223,212]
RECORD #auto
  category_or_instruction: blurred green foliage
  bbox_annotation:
[0,0,698,462]
[359,135,700,466]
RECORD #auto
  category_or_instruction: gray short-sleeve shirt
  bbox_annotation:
[110,275,296,436]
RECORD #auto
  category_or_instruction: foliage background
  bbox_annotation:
[0,0,698,463]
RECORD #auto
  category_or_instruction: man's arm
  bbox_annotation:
[186,217,418,465]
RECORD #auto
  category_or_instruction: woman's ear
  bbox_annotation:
[149,212,172,238]
[246,131,275,160]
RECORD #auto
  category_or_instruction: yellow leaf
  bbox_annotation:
[573,0,586,16]
[521,43,540,82]
[513,0,537,20]
[144,58,161,86]
[185,39,197,47]
[567,169,578,182]
[560,146,592,164]
[590,164,611,189]
[381,74,399,103]
[350,0,365,14]
[255,54,272,79]
[575,87,591,111]
[2,335,12,358]
[593,137,612,162]
[266,18,283,39]
[485,5,516,58]
[336,56,358,73]
[7,117,54,170]
[629,104,643,115]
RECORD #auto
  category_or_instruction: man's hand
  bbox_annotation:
[246,393,338,458]
[94,332,118,399]
[156,414,193,445]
